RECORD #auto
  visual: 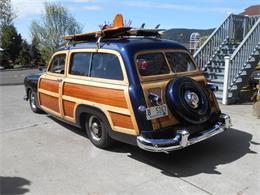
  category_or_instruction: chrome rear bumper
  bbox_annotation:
[137,114,231,153]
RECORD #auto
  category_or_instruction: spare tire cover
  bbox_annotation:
[166,76,211,124]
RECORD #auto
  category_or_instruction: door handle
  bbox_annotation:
[57,79,63,82]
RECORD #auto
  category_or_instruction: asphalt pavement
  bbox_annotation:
[0,85,260,194]
[0,69,39,86]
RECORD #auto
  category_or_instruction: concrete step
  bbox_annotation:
[211,72,224,77]
[207,66,225,72]
[210,78,224,84]
[218,86,223,91]
[215,84,238,92]
[214,91,223,100]
[207,72,225,80]
[211,59,225,63]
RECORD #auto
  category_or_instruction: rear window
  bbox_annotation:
[90,53,123,80]
[136,53,170,76]
[166,52,196,73]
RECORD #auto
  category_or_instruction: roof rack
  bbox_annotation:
[63,14,165,42]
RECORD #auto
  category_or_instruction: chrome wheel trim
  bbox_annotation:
[88,115,102,141]
[30,92,37,109]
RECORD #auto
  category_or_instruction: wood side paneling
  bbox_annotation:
[63,83,128,108]
[40,79,59,93]
[109,112,134,129]
[63,100,75,118]
[39,93,59,113]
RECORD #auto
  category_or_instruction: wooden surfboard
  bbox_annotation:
[63,13,164,41]
[63,27,131,41]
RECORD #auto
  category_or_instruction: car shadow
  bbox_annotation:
[125,128,257,177]
[0,176,31,195]
[47,115,86,137]
[47,116,257,177]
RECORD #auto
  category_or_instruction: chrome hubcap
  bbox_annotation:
[88,116,102,141]
[30,92,37,109]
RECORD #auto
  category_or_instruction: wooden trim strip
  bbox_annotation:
[64,115,75,123]
[112,126,137,135]
[39,89,59,97]
[64,77,127,90]
[40,105,60,116]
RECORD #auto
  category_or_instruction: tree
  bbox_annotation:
[0,0,16,43]
[0,0,15,26]
[18,40,31,65]
[30,37,43,66]
[0,25,22,67]
[31,2,83,63]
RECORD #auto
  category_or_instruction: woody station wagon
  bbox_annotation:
[24,15,231,153]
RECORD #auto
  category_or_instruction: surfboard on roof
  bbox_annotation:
[63,13,164,41]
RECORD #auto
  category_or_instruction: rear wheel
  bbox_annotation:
[29,90,42,113]
[84,111,113,149]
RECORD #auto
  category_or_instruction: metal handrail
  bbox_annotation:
[228,18,260,89]
[193,13,231,57]
[193,14,249,69]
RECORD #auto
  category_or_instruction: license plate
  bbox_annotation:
[146,104,168,120]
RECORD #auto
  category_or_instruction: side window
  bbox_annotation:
[48,54,66,74]
[90,53,123,80]
[70,52,92,76]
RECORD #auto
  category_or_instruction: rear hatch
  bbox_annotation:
[135,49,219,130]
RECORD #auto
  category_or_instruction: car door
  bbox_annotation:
[38,51,67,117]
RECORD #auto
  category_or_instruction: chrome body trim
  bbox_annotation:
[137,114,231,153]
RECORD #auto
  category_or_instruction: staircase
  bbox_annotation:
[193,14,260,104]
